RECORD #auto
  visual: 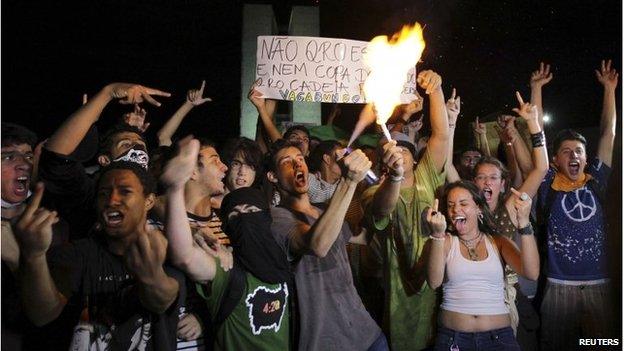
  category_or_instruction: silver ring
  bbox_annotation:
[520,193,529,201]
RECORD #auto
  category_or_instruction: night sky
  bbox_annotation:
[3,0,621,147]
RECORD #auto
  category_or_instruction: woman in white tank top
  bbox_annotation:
[426,181,540,351]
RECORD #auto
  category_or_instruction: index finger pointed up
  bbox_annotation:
[450,88,456,100]
[82,94,88,105]
[515,91,524,105]
[199,80,206,93]
[509,187,521,198]
[432,198,439,212]
[23,182,45,219]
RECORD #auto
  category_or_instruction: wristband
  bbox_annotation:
[518,223,534,236]
[389,174,405,183]
[530,131,545,148]
[429,234,446,242]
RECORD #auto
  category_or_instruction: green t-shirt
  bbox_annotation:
[199,260,290,351]
[362,149,446,350]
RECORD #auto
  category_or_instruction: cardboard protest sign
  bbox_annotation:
[255,36,417,104]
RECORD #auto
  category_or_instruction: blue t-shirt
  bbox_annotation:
[537,158,610,280]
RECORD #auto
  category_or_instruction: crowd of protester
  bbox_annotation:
[1,60,619,351]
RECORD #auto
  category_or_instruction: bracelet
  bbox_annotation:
[429,234,446,242]
[530,131,545,148]
[389,174,405,183]
[518,223,534,236]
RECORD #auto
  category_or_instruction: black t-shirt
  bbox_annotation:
[47,235,184,350]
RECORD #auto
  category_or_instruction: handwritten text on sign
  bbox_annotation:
[255,36,417,104]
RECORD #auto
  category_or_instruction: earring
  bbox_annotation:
[478,213,484,224]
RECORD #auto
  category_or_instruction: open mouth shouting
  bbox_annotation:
[294,170,307,187]
[482,187,493,202]
[13,175,30,197]
[568,161,580,177]
[103,209,125,227]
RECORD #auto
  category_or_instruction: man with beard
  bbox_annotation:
[38,83,170,239]
[15,162,183,350]
[267,140,387,350]
[536,60,618,350]
[162,139,292,351]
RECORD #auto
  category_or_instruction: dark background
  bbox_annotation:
[3,0,621,144]
[2,0,622,330]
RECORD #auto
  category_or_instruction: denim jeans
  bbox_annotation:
[367,332,389,351]
[434,326,520,351]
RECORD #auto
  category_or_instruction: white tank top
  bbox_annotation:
[440,235,509,315]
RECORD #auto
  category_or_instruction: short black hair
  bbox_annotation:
[308,140,341,173]
[1,123,37,148]
[99,123,145,156]
[283,125,310,139]
[196,137,217,150]
[396,140,417,160]
[264,139,302,173]
[552,129,586,155]
[98,160,156,195]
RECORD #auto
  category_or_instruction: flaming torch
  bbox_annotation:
[362,23,426,142]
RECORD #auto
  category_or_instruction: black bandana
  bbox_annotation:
[221,187,290,284]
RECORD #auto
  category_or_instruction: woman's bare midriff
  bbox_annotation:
[440,309,511,332]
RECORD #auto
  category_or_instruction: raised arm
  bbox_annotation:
[497,188,539,281]
[420,70,450,172]
[248,85,281,143]
[425,199,451,289]
[495,124,523,189]
[389,95,423,134]
[15,183,66,326]
[46,83,170,155]
[499,115,533,179]
[371,140,405,217]
[161,139,224,283]
[289,150,371,257]
[529,62,553,129]
[595,59,618,167]
[510,92,549,198]
[474,117,491,157]
[157,81,212,147]
[445,88,461,182]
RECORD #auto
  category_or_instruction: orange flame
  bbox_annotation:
[363,23,426,126]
